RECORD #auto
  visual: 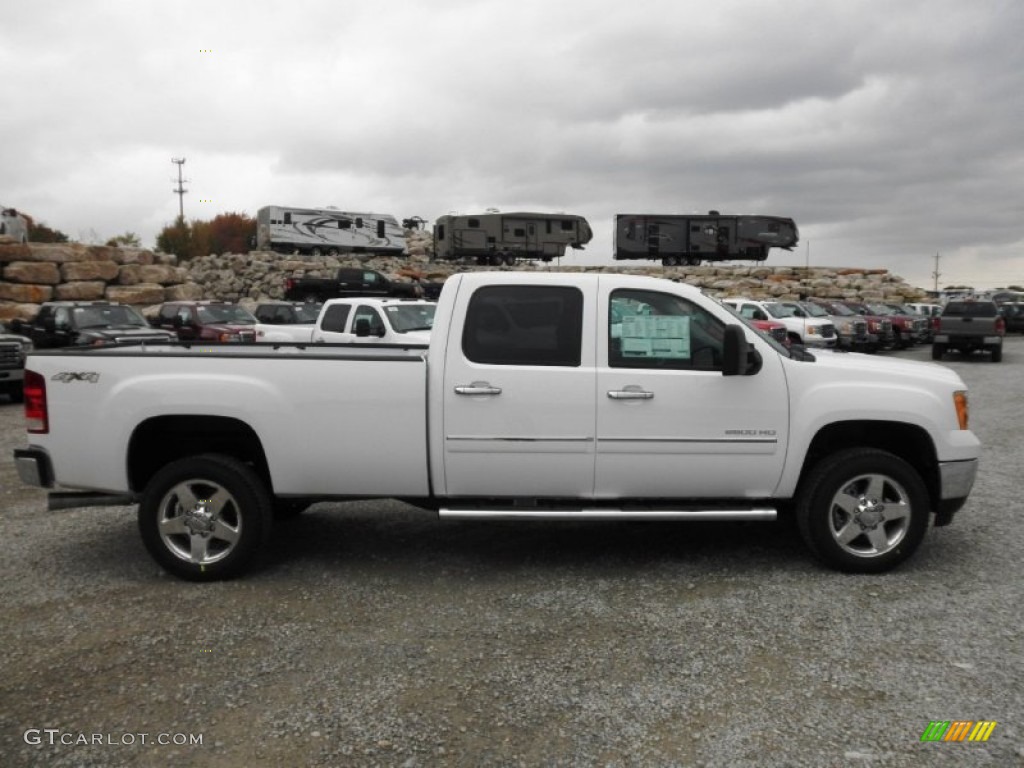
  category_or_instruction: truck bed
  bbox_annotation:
[27,344,431,497]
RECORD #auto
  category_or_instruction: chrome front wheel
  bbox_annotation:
[797,448,929,573]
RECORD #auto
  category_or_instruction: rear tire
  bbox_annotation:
[796,448,929,573]
[931,343,945,360]
[991,345,1002,363]
[138,454,272,581]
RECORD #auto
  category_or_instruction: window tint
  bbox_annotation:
[560,219,574,231]
[320,304,352,333]
[462,285,583,367]
[609,289,725,371]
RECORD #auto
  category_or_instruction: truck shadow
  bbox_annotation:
[263,502,811,577]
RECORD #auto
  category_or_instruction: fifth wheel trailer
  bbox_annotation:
[433,212,593,265]
[256,206,406,257]
[614,212,798,266]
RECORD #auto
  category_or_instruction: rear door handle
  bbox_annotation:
[607,389,654,400]
[455,381,502,396]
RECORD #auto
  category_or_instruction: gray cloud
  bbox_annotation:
[1,0,1021,289]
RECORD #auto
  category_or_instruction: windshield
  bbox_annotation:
[293,304,322,323]
[797,302,829,318]
[866,304,894,316]
[823,302,855,316]
[763,302,796,319]
[385,303,436,333]
[196,305,257,324]
[72,305,148,328]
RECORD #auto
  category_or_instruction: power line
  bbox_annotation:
[171,158,188,220]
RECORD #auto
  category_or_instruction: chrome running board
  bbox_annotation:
[438,508,776,522]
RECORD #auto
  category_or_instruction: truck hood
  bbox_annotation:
[799,349,964,388]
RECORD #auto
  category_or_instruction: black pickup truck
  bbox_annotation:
[283,268,423,302]
[932,300,1005,362]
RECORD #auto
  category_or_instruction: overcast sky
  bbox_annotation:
[2,0,1022,290]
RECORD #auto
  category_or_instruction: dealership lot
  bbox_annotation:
[1,340,1022,767]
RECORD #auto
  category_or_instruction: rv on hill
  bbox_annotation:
[255,206,405,257]
[433,212,593,265]
[614,212,798,266]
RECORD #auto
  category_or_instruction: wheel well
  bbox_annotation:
[127,416,272,495]
[800,421,940,508]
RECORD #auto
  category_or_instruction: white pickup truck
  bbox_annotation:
[255,298,436,344]
[14,272,979,581]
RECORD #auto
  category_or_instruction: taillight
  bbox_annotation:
[995,316,1006,335]
[285,278,295,292]
[24,369,48,434]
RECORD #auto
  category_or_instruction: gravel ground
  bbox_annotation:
[1,339,1022,767]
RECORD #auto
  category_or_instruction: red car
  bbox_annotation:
[154,301,258,343]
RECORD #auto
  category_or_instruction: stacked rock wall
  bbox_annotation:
[0,231,927,321]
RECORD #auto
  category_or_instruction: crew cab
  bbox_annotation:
[16,302,177,349]
[154,301,258,343]
[312,298,435,344]
[14,273,979,581]
[933,300,1004,362]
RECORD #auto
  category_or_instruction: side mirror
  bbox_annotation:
[722,324,757,376]
[172,316,184,328]
[9,318,24,334]
[43,318,57,333]
[354,317,371,337]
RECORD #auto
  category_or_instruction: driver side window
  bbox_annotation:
[609,289,725,371]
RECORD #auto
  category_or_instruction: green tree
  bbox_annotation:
[106,231,141,247]
[28,221,70,243]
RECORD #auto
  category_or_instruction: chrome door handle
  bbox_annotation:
[607,389,654,400]
[455,382,503,396]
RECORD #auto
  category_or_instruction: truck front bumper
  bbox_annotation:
[935,458,978,526]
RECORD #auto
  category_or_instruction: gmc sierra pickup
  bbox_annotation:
[932,300,1004,362]
[14,272,980,580]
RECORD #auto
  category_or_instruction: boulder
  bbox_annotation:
[61,261,121,282]
[0,283,54,303]
[55,281,107,301]
[3,261,61,284]
[105,283,167,305]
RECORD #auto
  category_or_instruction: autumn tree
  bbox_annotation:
[155,212,255,260]
[208,212,256,255]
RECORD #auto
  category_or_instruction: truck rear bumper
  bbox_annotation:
[14,447,53,488]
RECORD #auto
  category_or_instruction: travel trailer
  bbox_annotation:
[433,212,593,265]
[614,212,798,266]
[255,206,405,256]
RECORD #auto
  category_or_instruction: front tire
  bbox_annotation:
[138,454,272,581]
[796,448,929,573]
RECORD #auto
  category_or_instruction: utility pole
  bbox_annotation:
[932,252,941,293]
[171,158,188,221]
